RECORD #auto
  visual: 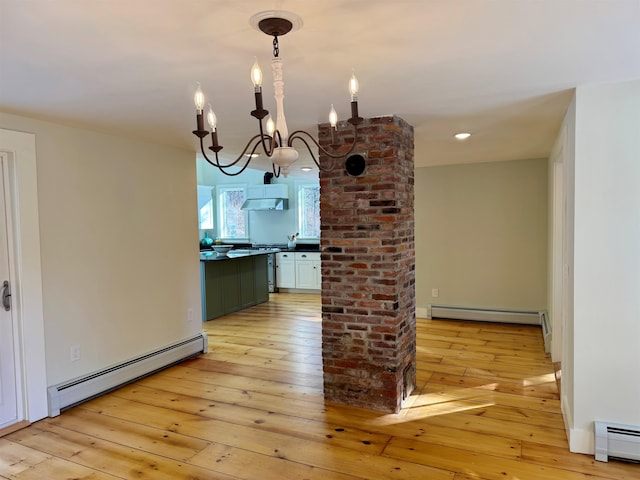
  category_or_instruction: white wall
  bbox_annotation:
[565,79,640,453]
[414,158,548,313]
[197,156,319,245]
[0,112,202,388]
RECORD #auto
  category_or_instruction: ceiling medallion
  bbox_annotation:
[192,11,363,177]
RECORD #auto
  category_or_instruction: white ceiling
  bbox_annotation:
[2,0,639,175]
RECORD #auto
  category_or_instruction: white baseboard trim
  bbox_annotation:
[562,395,594,454]
[569,426,595,454]
[277,288,320,294]
[47,332,207,416]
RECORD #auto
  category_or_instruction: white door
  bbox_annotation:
[0,153,18,428]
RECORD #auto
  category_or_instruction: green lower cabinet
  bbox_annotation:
[221,259,241,313]
[253,256,269,304]
[201,255,269,321]
[201,262,224,320]
[239,258,256,309]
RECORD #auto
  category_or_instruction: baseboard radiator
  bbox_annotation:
[540,311,551,353]
[428,304,542,325]
[595,421,640,463]
[47,332,208,417]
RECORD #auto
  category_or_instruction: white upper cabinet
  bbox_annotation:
[246,184,288,199]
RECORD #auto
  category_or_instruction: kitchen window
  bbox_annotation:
[197,185,215,230]
[217,185,249,240]
[200,201,214,230]
[297,183,320,239]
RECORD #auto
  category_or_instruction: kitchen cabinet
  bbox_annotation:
[201,254,269,321]
[294,252,321,290]
[276,251,321,291]
[246,184,288,199]
[275,252,296,288]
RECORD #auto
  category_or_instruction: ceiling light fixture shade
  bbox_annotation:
[192,11,363,177]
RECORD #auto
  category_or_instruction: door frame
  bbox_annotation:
[0,152,21,429]
[0,128,47,425]
[550,125,567,363]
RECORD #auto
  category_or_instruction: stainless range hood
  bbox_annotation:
[241,183,289,211]
[241,197,288,211]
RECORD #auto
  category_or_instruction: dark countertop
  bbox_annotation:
[199,243,320,257]
[200,250,276,262]
[281,245,320,252]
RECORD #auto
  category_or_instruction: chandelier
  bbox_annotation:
[192,11,363,177]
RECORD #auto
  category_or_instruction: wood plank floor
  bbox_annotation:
[1,293,638,479]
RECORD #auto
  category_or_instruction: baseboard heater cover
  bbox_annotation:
[428,304,541,325]
[595,421,640,463]
[47,331,208,417]
[540,311,551,353]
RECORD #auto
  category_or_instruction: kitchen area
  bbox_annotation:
[197,160,321,321]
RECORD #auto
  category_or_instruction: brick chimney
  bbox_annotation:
[318,115,416,413]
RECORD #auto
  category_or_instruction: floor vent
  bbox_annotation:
[47,332,207,416]
[428,305,541,325]
[595,421,640,463]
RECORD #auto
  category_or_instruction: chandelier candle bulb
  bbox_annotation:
[206,105,217,131]
[251,59,263,90]
[251,59,268,120]
[349,72,359,101]
[194,84,205,112]
[266,116,275,136]
[329,105,338,127]
[329,104,338,144]
[192,84,210,137]
[206,104,221,151]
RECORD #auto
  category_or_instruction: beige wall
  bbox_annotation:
[0,112,201,387]
[415,158,548,313]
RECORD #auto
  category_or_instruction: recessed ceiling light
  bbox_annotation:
[300,166,313,172]
[454,132,471,140]
[244,153,259,158]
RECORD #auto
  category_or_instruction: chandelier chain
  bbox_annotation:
[273,36,280,58]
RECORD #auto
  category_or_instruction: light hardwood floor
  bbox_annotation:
[1,293,637,479]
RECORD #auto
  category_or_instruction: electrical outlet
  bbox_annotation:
[70,345,81,362]
[187,308,194,323]
[431,288,439,298]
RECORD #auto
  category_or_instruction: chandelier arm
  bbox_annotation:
[202,134,272,167]
[287,135,336,172]
[271,163,282,178]
[203,153,253,177]
[200,142,252,176]
[288,126,359,159]
[199,136,262,176]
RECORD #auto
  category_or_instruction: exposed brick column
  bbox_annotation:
[318,115,415,413]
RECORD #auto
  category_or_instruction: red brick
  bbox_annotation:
[320,115,415,414]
